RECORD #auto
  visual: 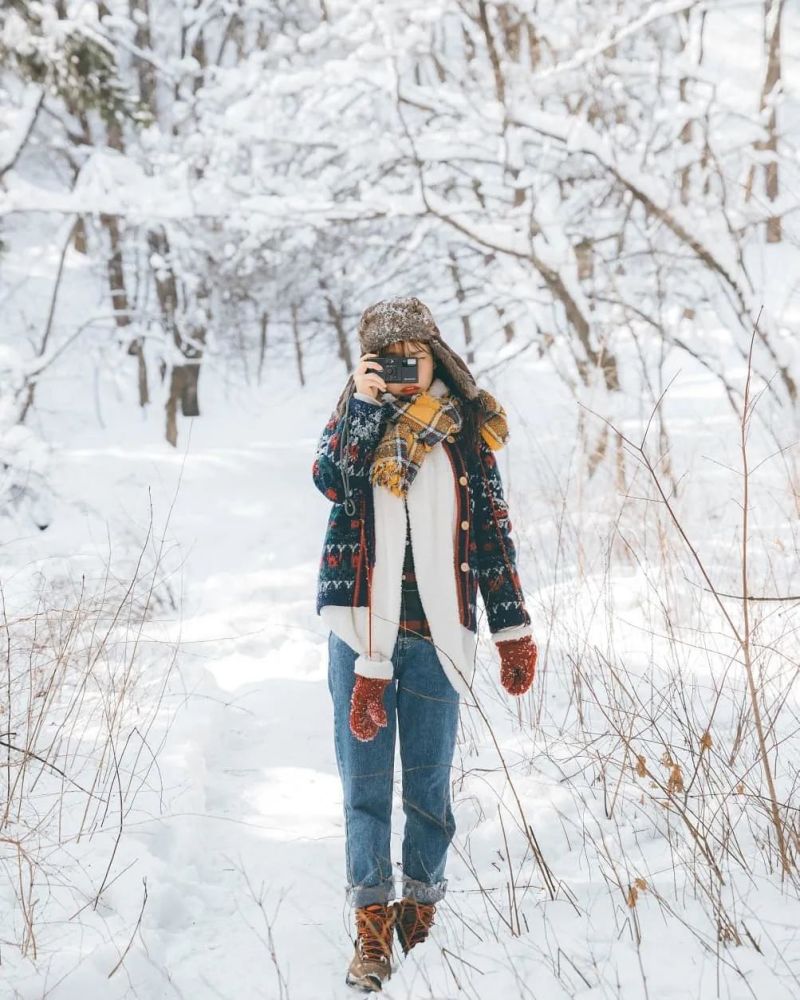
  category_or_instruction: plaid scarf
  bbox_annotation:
[370,381,509,497]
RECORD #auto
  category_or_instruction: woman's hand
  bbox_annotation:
[353,352,388,401]
[497,634,538,695]
[349,675,391,741]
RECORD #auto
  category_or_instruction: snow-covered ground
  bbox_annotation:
[3,1,800,993]
[3,328,799,999]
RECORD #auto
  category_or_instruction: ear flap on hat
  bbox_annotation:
[430,339,480,401]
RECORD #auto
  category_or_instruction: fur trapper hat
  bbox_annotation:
[357,296,480,401]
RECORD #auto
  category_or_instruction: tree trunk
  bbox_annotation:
[165,367,183,447]
[325,295,353,373]
[130,0,158,117]
[147,228,206,444]
[258,311,269,384]
[448,252,474,366]
[745,0,785,243]
[291,303,306,387]
[763,0,784,243]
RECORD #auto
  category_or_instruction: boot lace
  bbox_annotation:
[355,903,395,963]
[395,900,436,950]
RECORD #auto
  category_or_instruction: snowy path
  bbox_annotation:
[49,397,505,998]
[112,409,558,999]
[113,415,367,998]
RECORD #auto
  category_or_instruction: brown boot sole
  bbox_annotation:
[345,969,386,992]
[345,941,393,992]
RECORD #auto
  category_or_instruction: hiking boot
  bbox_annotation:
[391,898,437,955]
[345,902,396,992]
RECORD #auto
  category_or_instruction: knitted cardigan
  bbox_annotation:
[312,385,532,699]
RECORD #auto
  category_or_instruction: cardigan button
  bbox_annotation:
[460,520,469,530]
[460,561,469,572]
[458,475,467,485]
[446,435,454,443]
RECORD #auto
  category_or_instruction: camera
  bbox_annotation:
[375,355,419,384]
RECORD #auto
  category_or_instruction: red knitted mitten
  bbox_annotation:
[349,676,391,742]
[497,635,538,696]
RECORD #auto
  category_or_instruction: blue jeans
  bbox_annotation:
[327,629,460,907]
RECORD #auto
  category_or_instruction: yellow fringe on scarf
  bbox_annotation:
[370,455,411,496]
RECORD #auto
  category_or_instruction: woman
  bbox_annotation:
[312,296,538,992]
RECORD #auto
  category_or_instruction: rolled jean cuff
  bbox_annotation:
[402,876,448,904]
[347,878,395,907]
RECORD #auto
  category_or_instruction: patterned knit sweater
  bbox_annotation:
[312,391,531,642]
